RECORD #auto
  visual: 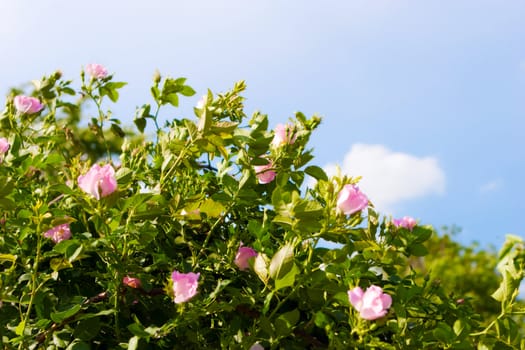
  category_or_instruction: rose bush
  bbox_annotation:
[0,67,523,349]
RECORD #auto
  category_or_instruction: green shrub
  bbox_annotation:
[0,66,523,349]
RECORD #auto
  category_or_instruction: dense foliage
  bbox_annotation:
[0,67,524,349]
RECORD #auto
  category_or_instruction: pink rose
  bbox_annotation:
[13,95,44,114]
[0,138,10,155]
[44,223,72,244]
[171,270,200,304]
[336,184,368,215]
[235,246,258,271]
[271,123,297,148]
[392,216,417,231]
[123,276,142,289]
[250,344,264,350]
[254,160,276,184]
[77,164,117,200]
[348,285,392,320]
[85,63,108,79]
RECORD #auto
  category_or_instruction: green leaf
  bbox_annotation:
[433,322,455,344]
[0,198,16,210]
[269,243,294,280]
[73,318,101,340]
[50,257,73,272]
[53,330,70,348]
[272,215,293,227]
[128,336,140,350]
[304,165,328,181]
[314,311,331,329]
[110,123,125,138]
[412,225,433,243]
[109,81,127,89]
[165,93,179,107]
[453,319,467,337]
[254,253,269,284]
[197,107,212,133]
[491,270,520,303]
[275,309,300,337]
[208,279,232,300]
[128,323,150,338]
[0,178,14,197]
[238,168,251,190]
[0,253,16,264]
[51,304,82,323]
[15,320,25,336]
[76,309,115,320]
[199,198,226,218]
[477,340,493,350]
[180,85,196,97]
[408,243,428,257]
[263,291,274,315]
[66,341,91,350]
[151,86,160,101]
[100,82,126,103]
[134,117,146,133]
[274,264,299,291]
[116,167,134,185]
[53,240,83,262]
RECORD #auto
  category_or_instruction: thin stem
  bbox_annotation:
[153,103,161,136]
[195,199,237,266]
[18,222,43,350]
[84,86,111,162]
[159,138,194,192]
[268,281,302,320]
[470,311,505,337]
[114,272,121,341]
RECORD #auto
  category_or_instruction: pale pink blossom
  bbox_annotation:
[123,276,142,289]
[271,123,297,148]
[78,164,117,200]
[336,184,368,215]
[235,246,258,271]
[0,138,10,157]
[13,95,43,114]
[44,223,72,244]
[348,285,392,320]
[85,63,108,79]
[171,270,200,304]
[250,344,264,350]
[392,216,417,231]
[196,95,206,109]
[254,161,276,184]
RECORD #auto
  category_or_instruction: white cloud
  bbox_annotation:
[324,144,446,213]
[480,179,503,194]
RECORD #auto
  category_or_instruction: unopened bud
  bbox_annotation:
[153,69,161,84]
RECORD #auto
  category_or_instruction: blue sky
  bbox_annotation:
[1,0,524,249]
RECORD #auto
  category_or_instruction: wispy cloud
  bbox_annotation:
[480,179,503,194]
[324,144,446,214]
